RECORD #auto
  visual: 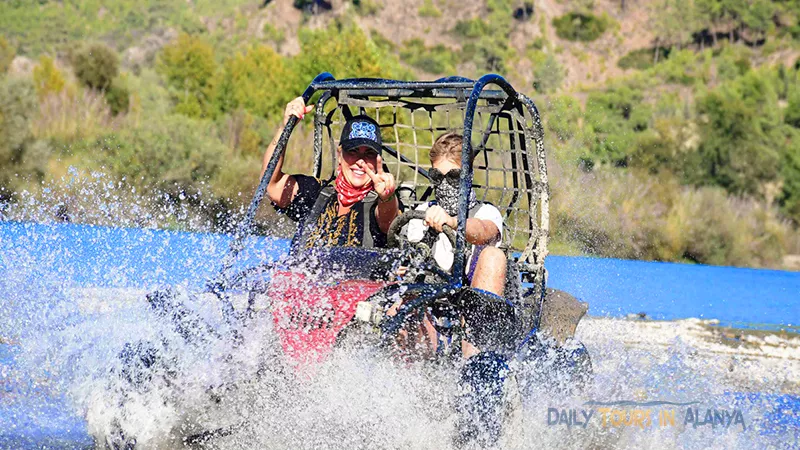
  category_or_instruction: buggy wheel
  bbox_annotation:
[517,337,593,397]
[567,341,593,391]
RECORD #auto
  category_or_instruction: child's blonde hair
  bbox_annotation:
[429,132,463,164]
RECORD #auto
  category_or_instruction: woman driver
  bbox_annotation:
[262,97,399,248]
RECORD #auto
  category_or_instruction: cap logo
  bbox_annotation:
[349,121,377,141]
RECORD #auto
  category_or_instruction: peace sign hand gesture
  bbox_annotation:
[358,155,396,202]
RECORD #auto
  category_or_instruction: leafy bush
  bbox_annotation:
[785,90,800,128]
[650,49,710,85]
[418,0,442,18]
[0,77,37,157]
[352,0,380,16]
[105,80,130,116]
[292,22,406,86]
[400,39,458,74]
[32,55,65,98]
[0,35,14,74]
[262,23,286,45]
[529,37,547,50]
[91,114,225,200]
[629,116,697,175]
[214,44,293,119]
[72,43,120,91]
[32,89,114,144]
[217,109,268,157]
[715,45,752,81]
[778,129,800,223]
[544,95,581,141]
[550,161,795,268]
[583,85,651,166]
[617,48,670,70]
[370,30,396,52]
[157,34,218,118]
[529,50,564,93]
[460,38,513,73]
[552,12,608,42]
[0,77,50,197]
[453,18,492,39]
[694,72,782,195]
[452,1,516,74]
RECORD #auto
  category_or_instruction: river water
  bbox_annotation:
[1,221,798,448]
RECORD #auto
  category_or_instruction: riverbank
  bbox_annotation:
[578,316,800,394]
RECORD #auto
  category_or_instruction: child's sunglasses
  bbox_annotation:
[429,168,461,184]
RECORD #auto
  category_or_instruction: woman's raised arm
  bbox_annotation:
[263,97,314,208]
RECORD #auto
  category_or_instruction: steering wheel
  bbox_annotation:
[387,209,457,249]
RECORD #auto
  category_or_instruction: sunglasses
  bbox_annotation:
[429,168,461,184]
[343,147,379,158]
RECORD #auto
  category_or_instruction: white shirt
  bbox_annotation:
[406,202,503,273]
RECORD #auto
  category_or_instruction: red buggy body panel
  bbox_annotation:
[268,270,388,368]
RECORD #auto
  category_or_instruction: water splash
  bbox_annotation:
[1,174,798,449]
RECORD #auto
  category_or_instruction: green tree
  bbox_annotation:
[694,73,782,195]
[291,22,404,86]
[32,55,65,98]
[454,1,516,73]
[545,95,582,141]
[0,77,50,197]
[630,116,697,174]
[696,0,724,42]
[552,12,609,42]
[93,114,225,200]
[214,44,293,119]
[778,129,800,222]
[716,45,752,81]
[530,51,564,93]
[584,85,652,166]
[400,39,458,74]
[741,0,776,39]
[105,80,130,116]
[72,43,119,91]
[649,0,700,61]
[157,33,218,118]
[786,89,800,128]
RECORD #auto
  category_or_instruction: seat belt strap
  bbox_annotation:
[294,185,335,250]
[360,191,379,249]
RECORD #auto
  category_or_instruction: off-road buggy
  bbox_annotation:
[108,73,592,448]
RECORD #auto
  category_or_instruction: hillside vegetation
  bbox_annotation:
[1,0,799,269]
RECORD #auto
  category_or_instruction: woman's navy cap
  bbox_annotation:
[340,115,382,154]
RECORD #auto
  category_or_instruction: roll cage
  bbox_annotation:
[211,73,550,336]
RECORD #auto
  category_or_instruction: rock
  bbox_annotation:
[538,288,589,345]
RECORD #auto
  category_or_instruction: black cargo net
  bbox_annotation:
[312,90,549,276]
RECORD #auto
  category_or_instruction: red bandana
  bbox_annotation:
[334,166,372,207]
